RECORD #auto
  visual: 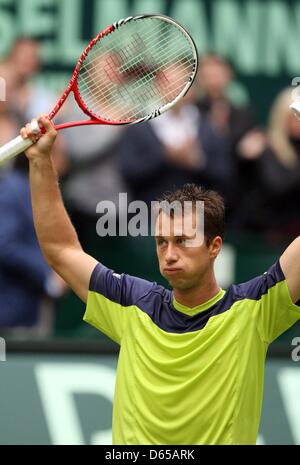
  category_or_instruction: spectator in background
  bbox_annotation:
[0,66,19,170]
[119,82,234,207]
[236,88,300,243]
[196,53,257,221]
[0,143,68,337]
[0,36,68,336]
[197,53,255,144]
[0,37,56,124]
[0,36,129,312]
[61,102,126,251]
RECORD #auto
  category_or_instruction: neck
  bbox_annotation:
[173,273,220,308]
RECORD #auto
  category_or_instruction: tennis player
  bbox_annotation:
[22,115,300,445]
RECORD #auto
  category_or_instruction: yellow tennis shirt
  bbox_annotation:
[83,260,300,444]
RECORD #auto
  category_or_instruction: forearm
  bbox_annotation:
[29,156,81,266]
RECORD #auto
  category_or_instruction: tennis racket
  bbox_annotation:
[0,14,198,165]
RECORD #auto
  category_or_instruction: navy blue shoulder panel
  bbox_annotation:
[89,263,155,307]
[232,260,285,301]
[89,261,285,334]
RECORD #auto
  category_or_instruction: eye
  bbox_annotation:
[176,237,187,245]
[157,238,167,247]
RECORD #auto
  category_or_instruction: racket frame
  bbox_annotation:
[51,14,198,130]
[0,14,198,165]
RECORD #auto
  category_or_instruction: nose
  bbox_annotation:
[165,243,179,264]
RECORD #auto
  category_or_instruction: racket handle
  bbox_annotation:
[0,120,41,165]
[0,136,34,165]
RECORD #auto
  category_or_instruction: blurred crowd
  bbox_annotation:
[0,38,300,336]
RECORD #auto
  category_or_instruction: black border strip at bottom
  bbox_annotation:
[2,339,294,358]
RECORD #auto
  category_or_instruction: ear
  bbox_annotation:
[209,236,222,259]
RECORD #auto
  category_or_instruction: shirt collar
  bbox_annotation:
[172,288,226,316]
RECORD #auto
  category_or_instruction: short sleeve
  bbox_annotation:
[238,261,300,344]
[83,263,154,344]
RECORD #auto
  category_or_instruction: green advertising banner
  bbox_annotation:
[1,0,299,121]
[0,0,299,74]
[0,353,300,445]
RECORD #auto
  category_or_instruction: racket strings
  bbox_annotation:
[88,32,193,96]
[79,26,193,117]
[81,65,192,121]
[79,54,193,110]
[79,20,172,79]
[79,38,192,97]
[77,17,195,122]
[80,54,193,121]
[81,23,193,86]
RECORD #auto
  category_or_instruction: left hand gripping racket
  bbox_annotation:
[0,14,198,164]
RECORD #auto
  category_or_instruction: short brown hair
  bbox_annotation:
[158,184,225,244]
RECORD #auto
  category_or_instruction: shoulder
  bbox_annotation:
[89,263,169,307]
[231,261,285,302]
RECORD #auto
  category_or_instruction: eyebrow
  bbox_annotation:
[155,233,196,239]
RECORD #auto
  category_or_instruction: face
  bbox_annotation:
[162,62,197,110]
[155,210,222,290]
[12,40,40,78]
[197,59,232,99]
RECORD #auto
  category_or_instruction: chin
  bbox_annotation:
[164,275,192,290]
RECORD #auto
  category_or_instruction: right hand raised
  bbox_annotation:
[20,114,57,161]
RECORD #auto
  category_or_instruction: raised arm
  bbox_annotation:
[22,114,98,303]
[280,237,300,303]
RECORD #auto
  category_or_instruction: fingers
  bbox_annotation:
[20,114,56,142]
[20,127,28,140]
[20,122,39,143]
[37,114,56,136]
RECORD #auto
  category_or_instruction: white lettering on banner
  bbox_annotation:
[35,363,116,445]
[262,1,300,76]
[277,368,300,444]
[0,357,297,444]
[1,0,300,74]
[57,0,87,64]
[171,0,208,54]
[94,0,127,36]
[212,0,263,74]
[0,6,15,56]
[17,0,56,37]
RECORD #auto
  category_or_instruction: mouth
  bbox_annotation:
[163,268,182,274]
